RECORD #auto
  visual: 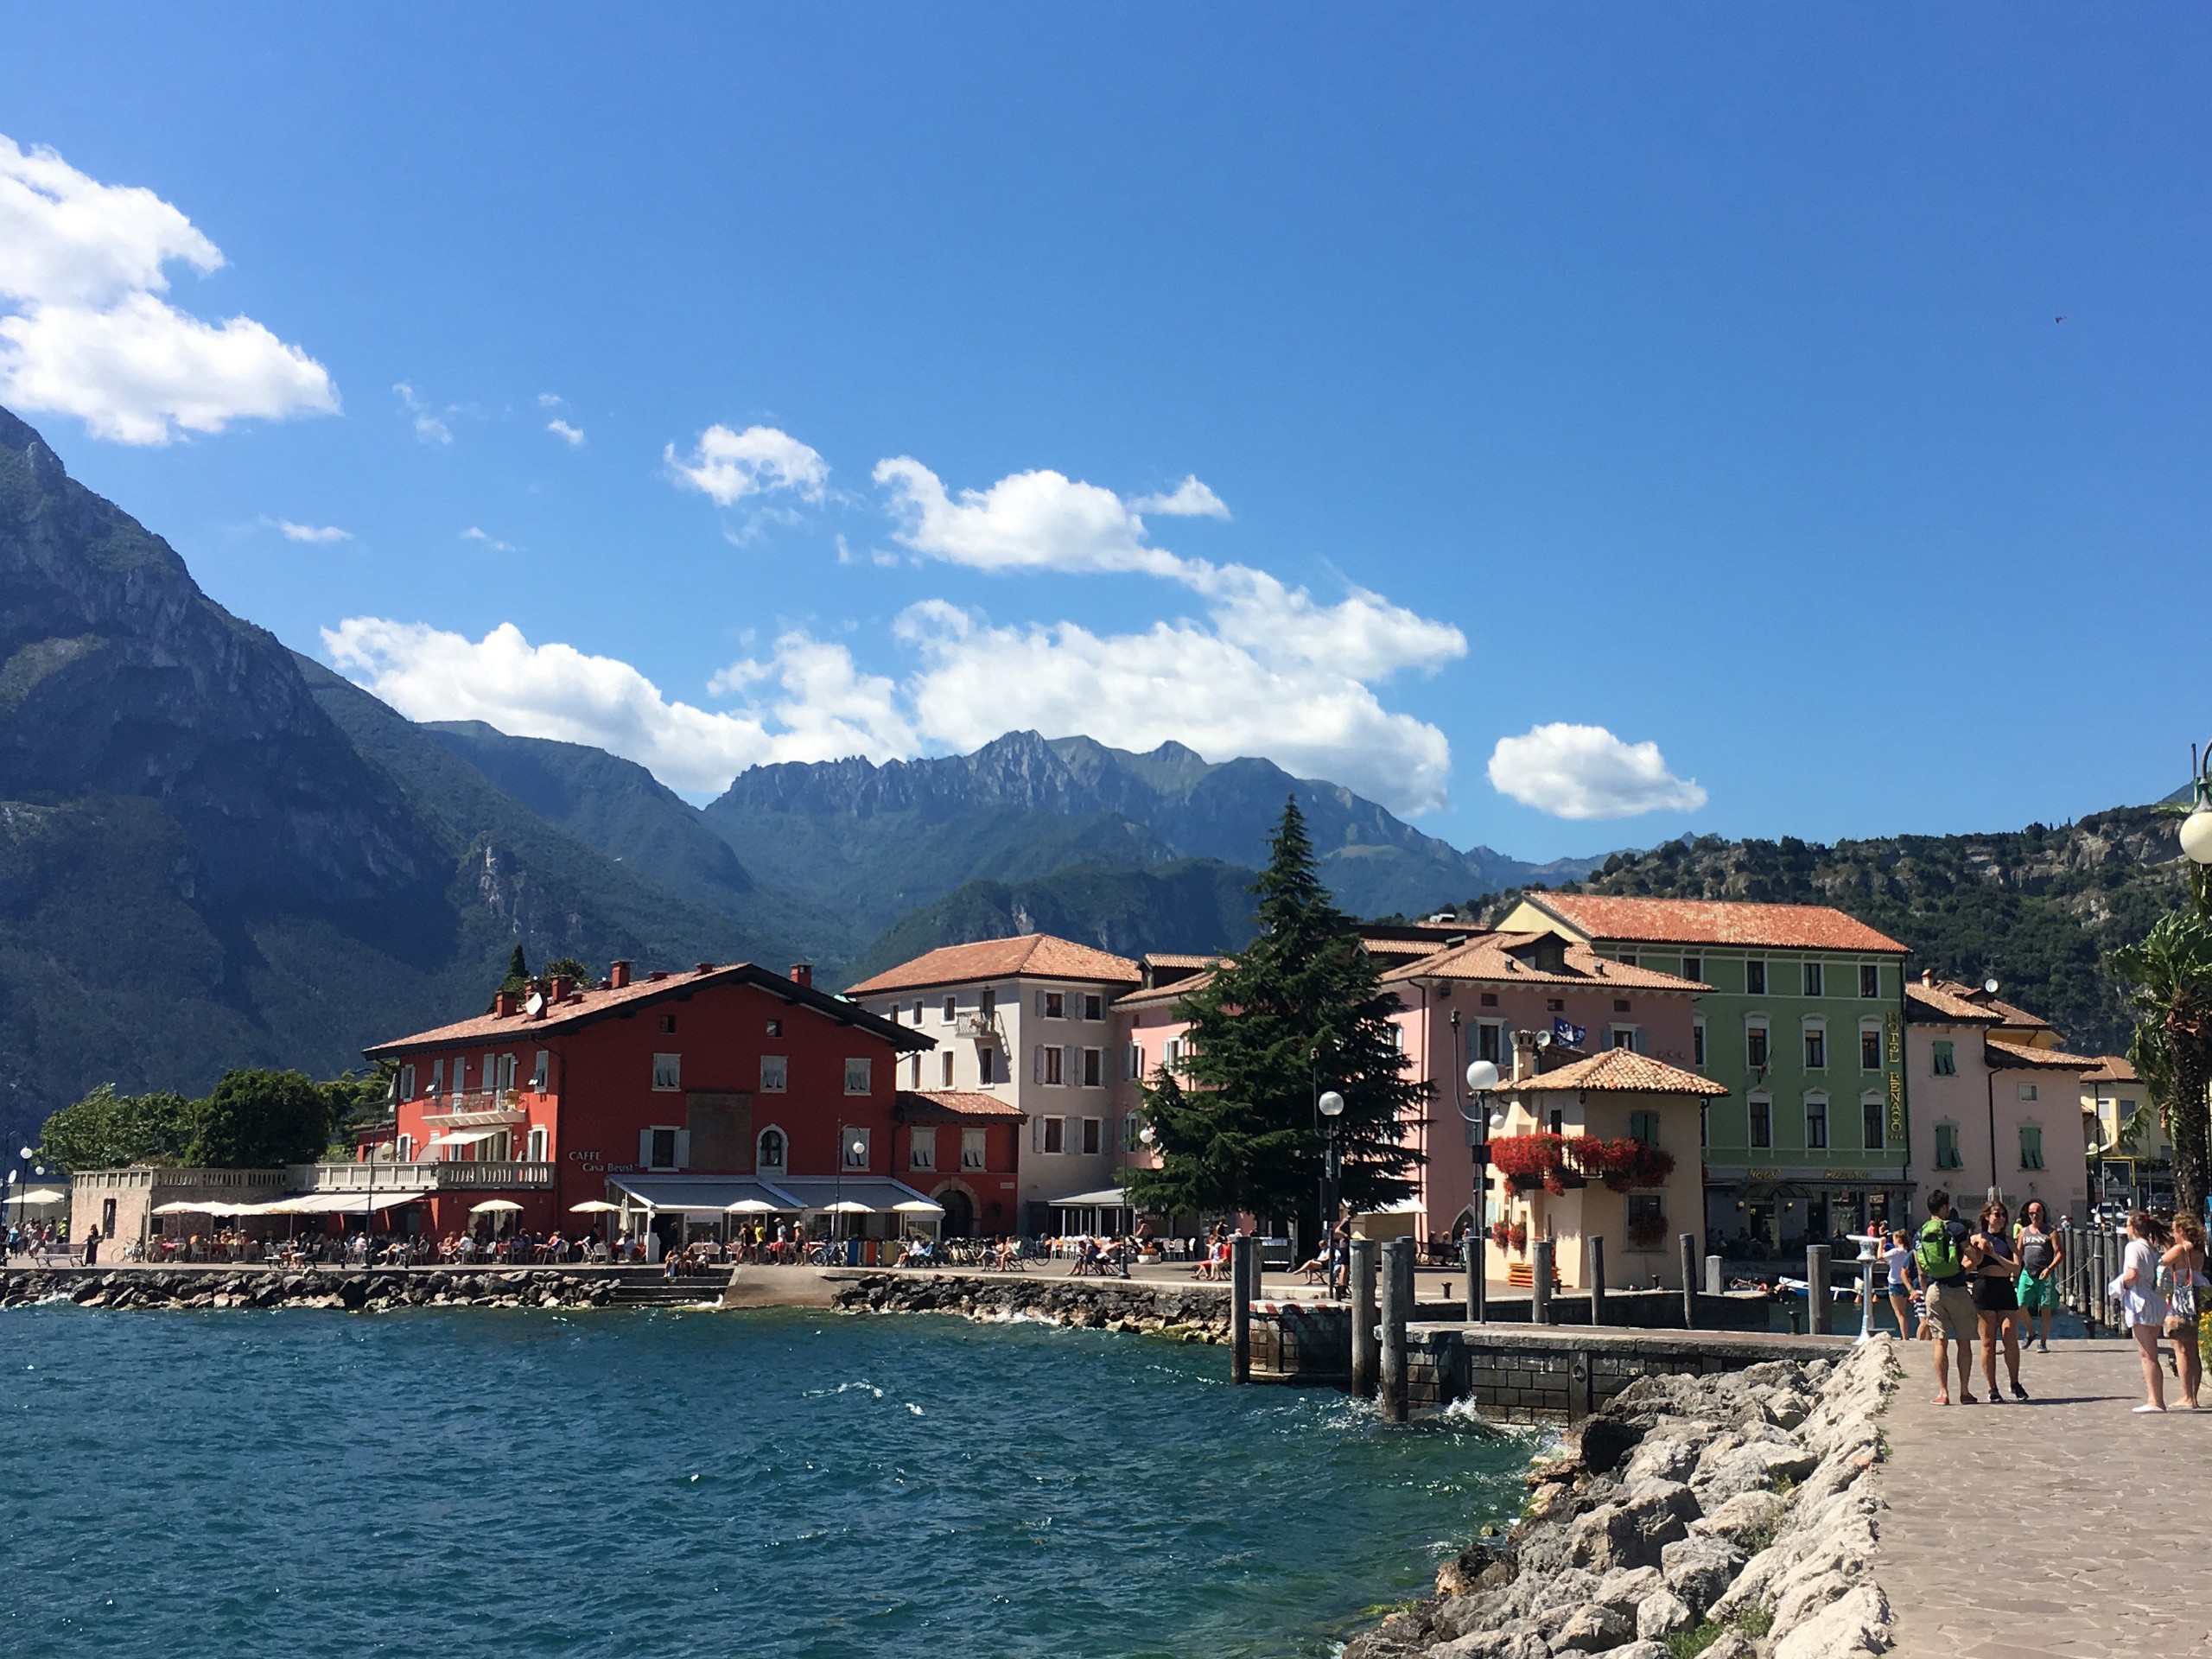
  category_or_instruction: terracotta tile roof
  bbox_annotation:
[1381,931,1712,993]
[2082,1055,2140,1085]
[844,933,1142,996]
[1904,982,2005,1025]
[1909,976,2055,1032]
[1528,894,1908,955]
[1116,967,1220,1011]
[365,962,930,1057]
[1141,952,1220,970]
[894,1089,1027,1121]
[1363,938,1454,959]
[1504,1047,1732,1096]
[1986,1038,2099,1071]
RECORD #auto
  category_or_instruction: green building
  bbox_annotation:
[1501,893,1911,1249]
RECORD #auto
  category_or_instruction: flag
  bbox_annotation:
[1553,1017,1586,1046]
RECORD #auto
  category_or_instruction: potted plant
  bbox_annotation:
[1625,1209,1669,1251]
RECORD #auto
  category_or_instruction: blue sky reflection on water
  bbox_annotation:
[2,1305,1535,1657]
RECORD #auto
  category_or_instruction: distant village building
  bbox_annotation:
[2082,1054,2168,1211]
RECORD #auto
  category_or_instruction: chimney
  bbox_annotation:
[791,963,814,988]
[550,976,571,1004]
[495,990,518,1018]
[1921,969,1935,987]
[696,962,715,976]
[1512,1027,1539,1083]
[609,959,632,989]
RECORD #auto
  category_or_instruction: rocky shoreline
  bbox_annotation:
[1350,1338,1896,1659]
[829,1269,1231,1341]
[0,1267,628,1311]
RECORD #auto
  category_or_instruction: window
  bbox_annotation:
[979,988,996,1017]
[659,1014,677,1034]
[1082,1117,1102,1154]
[1932,1040,1955,1077]
[1614,999,1631,1014]
[1859,963,1881,999]
[758,1128,786,1173]
[1618,951,1639,969]
[499,1052,518,1093]
[1749,1095,1772,1148]
[526,1125,548,1162]
[1860,1027,1882,1071]
[1802,961,1823,998]
[1166,1037,1184,1071]
[397,1133,414,1161]
[2018,1083,2038,1103]
[760,1055,788,1092]
[429,1059,443,1096]
[1084,993,1103,1021]
[843,1128,871,1168]
[1611,1027,1637,1052]
[1627,1193,1664,1244]
[908,1053,924,1089]
[532,1051,549,1092]
[1126,1042,1145,1079]
[1480,992,1498,1007]
[1083,1047,1103,1088]
[844,1058,873,1096]
[648,1128,678,1170]
[1682,956,1702,983]
[1628,1110,1660,1146]
[1745,1020,1770,1069]
[652,1052,681,1091]
[1548,1109,1565,1135]
[1935,1122,1961,1169]
[940,1052,955,1087]
[399,1064,416,1100]
[2019,1124,2044,1170]
[1041,991,1065,1019]
[1039,1046,1065,1085]
[912,1001,924,1025]
[1803,1025,1826,1070]
[961,1128,988,1170]
[1547,998,1565,1013]
[1476,1021,1503,1064]
[1123,1115,1144,1152]
[1805,1096,1828,1149]
[2118,1096,2139,1123]
[1043,1116,1065,1153]
[909,1127,937,1172]
[978,1048,998,1085]
[943,996,957,1023]
[1745,959,1767,995]
[766,1019,782,1038]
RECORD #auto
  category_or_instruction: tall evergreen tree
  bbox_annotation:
[499,944,532,995]
[1124,797,1428,1237]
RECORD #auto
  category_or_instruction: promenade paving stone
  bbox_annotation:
[1876,1337,2212,1659]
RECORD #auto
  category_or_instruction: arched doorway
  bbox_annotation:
[937,1187,976,1237]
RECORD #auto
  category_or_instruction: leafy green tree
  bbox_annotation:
[2110,909,2212,1219]
[318,1064,399,1160]
[543,955,591,984]
[188,1069,335,1168]
[1124,797,1427,1241]
[36,1084,194,1172]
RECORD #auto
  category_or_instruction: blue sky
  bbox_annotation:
[3,6,2208,858]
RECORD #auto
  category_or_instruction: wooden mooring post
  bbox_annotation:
[1379,1236,1411,1422]
[1587,1235,1606,1327]
[1350,1237,1379,1397]
[1678,1233,1699,1328]
[1806,1244,1832,1337]
[1532,1238,1555,1325]
[1230,1232,1255,1385]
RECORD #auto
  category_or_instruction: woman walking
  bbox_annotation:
[2160,1214,2206,1411]
[2014,1199,2063,1354]
[1883,1228,1919,1338]
[2114,1210,2171,1414]
[1965,1199,2025,1401]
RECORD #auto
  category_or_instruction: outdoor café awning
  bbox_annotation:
[607,1175,800,1214]
[270,1192,419,1214]
[423,1128,503,1151]
[1047,1187,1135,1210]
[767,1176,939,1214]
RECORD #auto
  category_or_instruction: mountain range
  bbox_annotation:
[0,407,1600,1153]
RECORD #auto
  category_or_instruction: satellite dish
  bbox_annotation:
[1534,1030,1553,1048]
[524,992,545,1017]
[1983,979,1999,995]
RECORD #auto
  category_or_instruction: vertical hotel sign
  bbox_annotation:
[1885,1010,1905,1141]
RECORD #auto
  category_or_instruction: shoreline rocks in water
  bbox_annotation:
[1348,1338,1896,1659]
[0,1268,626,1311]
[830,1270,1231,1341]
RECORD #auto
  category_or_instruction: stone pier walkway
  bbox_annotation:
[1875,1336,2212,1658]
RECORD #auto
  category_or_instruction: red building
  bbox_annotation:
[363,958,934,1249]
[890,1090,1027,1237]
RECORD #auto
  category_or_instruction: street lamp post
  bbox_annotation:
[2183,743,2212,906]
[1317,1088,1345,1297]
[1450,1011,1505,1322]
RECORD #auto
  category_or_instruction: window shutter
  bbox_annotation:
[639,1128,654,1168]
[1064,1045,1077,1084]
[1034,990,1046,1016]
[1033,1045,1044,1083]
[673,1130,691,1170]
[1032,1114,1044,1154]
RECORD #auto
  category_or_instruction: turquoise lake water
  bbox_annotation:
[1,1305,1534,1657]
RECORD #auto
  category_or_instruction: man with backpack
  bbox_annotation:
[1919,1189,1980,1404]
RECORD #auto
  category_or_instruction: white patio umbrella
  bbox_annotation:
[19,1188,67,1207]
[823,1199,874,1213]
[469,1198,524,1214]
[151,1200,210,1217]
[892,1199,944,1214]
[569,1199,623,1213]
[724,1198,779,1214]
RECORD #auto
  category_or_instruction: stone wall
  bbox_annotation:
[1349,1338,1897,1659]
[0,1266,647,1311]
[826,1269,1230,1338]
[1249,1300,1352,1382]
[1410,1327,1853,1424]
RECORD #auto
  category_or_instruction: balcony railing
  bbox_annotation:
[420,1093,530,1127]
[956,1011,1003,1041]
[295,1161,555,1192]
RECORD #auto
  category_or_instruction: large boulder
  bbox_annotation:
[1660,1532,1746,1616]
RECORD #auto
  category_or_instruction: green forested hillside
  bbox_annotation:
[1479,807,2186,1054]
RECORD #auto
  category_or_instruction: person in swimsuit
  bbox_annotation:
[2013,1199,2063,1353]
[1965,1198,2025,1402]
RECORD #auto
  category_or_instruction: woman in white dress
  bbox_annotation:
[2115,1210,2171,1414]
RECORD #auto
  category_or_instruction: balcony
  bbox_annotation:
[421,1092,531,1128]
[294,1161,555,1192]
[956,1011,1003,1042]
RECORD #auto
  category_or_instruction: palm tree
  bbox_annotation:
[2110,910,2212,1219]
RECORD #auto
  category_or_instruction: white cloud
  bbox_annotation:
[461,526,514,552]
[1128,475,1230,518]
[537,392,562,409]
[393,383,452,445]
[275,519,349,543]
[0,136,336,444]
[323,618,907,795]
[893,601,1452,812]
[874,457,1185,577]
[1486,723,1707,820]
[665,423,828,505]
[546,418,585,446]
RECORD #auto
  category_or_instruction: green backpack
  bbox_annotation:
[1916,1217,1962,1281]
